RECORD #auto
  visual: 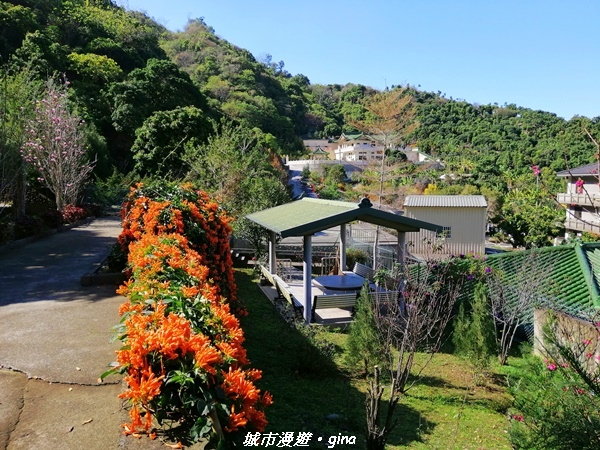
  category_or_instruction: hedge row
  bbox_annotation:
[106,183,271,447]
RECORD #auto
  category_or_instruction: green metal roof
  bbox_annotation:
[486,243,600,316]
[246,198,442,238]
[339,132,365,141]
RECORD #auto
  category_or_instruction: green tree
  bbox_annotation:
[345,285,388,376]
[493,186,564,248]
[323,164,347,185]
[11,29,69,77]
[0,66,42,218]
[131,106,210,179]
[0,2,38,62]
[109,58,209,137]
[452,282,496,382]
[67,52,123,83]
[184,120,288,220]
[233,176,290,258]
[301,164,310,179]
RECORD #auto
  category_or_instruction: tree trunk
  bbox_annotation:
[366,366,387,450]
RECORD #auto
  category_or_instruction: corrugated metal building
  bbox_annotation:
[404,195,488,257]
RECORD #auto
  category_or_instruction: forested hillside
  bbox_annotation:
[2,0,600,247]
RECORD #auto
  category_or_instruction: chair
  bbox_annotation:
[312,292,358,326]
[277,258,300,282]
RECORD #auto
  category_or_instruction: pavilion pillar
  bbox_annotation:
[268,231,277,274]
[398,232,406,268]
[339,224,347,273]
[303,235,312,323]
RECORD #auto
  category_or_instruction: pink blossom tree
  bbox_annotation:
[21,78,94,211]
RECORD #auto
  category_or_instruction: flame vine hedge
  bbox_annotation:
[104,183,271,446]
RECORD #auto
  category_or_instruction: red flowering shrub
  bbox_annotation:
[61,204,88,224]
[106,183,269,446]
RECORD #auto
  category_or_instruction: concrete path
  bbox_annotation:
[0,217,172,449]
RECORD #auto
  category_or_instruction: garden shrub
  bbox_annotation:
[86,167,134,207]
[61,204,89,224]
[0,218,15,243]
[345,247,369,271]
[105,242,128,273]
[42,209,63,228]
[14,214,44,239]
[316,183,342,200]
[107,183,271,447]
[452,282,495,383]
[507,354,600,449]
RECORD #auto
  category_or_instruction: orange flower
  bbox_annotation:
[211,303,240,331]
[181,286,200,298]
[193,340,222,374]
[261,391,274,407]
[119,366,164,404]
[222,367,261,405]
[225,405,248,432]
[244,407,268,432]
[151,313,193,359]
[129,404,143,431]
[118,301,143,316]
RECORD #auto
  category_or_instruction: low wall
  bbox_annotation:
[534,308,600,373]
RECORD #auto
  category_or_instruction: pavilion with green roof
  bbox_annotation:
[246,197,442,322]
[309,147,329,160]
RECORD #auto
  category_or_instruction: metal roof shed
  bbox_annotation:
[246,197,442,322]
[404,195,488,256]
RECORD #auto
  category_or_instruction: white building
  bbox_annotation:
[556,163,600,237]
[333,133,385,162]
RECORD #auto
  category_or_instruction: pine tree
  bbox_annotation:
[345,285,387,376]
[453,282,496,381]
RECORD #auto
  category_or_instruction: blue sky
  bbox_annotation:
[118,0,600,120]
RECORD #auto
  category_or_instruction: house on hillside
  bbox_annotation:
[331,133,432,164]
[486,243,600,358]
[402,146,433,164]
[333,133,385,162]
[556,163,600,238]
[403,195,487,257]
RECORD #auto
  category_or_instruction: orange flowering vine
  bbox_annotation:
[118,182,239,308]
[105,182,270,447]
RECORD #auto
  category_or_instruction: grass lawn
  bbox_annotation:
[236,268,514,449]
